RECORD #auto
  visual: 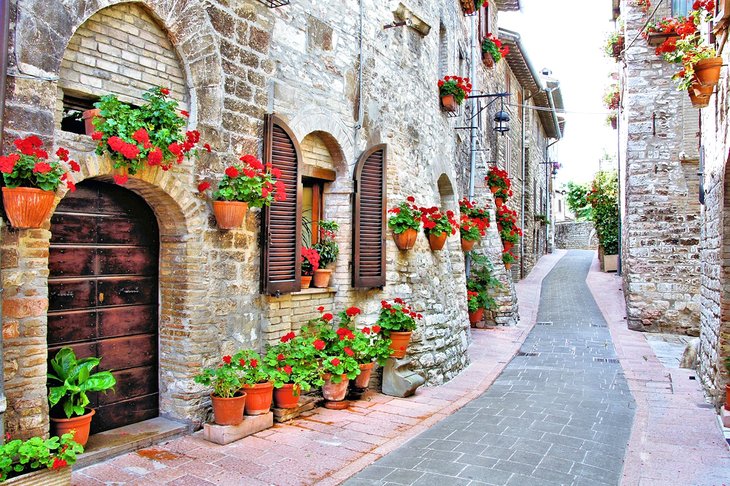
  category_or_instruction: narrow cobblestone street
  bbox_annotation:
[346,251,635,486]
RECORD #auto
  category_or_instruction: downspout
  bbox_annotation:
[466,14,477,277]
[354,0,364,143]
[520,91,535,279]
[544,84,561,253]
[0,0,9,442]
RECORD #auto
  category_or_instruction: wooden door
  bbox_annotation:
[48,181,159,433]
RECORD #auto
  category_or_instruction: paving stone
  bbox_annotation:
[382,468,425,485]
[411,472,471,486]
[454,454,498,468]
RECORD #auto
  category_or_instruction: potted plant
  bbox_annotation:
[388,197,422,250]
[47,348,116,447]
[198,154,286,229]
[0,432,83,485]
[234,350,274,415]
[602,83,620,115]
[459,215,482,252]
[460,198,490,233]
[607,113,618,130]
[337,306,392,391]
[502,250,517,271]
[494,187,513,208]
[642,16,682,47]
[312,220,339,288]
[90,87,206,184]
[495,205,520,235]
[604,31,625,60]
[460,0,485,15]
[481,33,509,67]
[301,247,320,288]
[486,166,510,195]
[302,309,360,403]
[467,252,501,327]
[193,354,247,426]
[377,299,422,359]
[500,228,519,252]
[438,76,472,112]
[420,206,457,251]
[263,332,320,409]
[587,171,619,272]
[0,136,79,229]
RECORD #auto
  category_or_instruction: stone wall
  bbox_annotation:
[554,221,597,250]
[619,0,702,336]
[1,0,533,437]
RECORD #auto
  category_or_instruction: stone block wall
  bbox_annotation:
[619,0,701,336]
[554,221,597,250]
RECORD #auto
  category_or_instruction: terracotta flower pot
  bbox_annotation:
[725,384,730,411]
[441,94,458,112]
[242,381,274,415]
[322,374,349,401]
[495,197,504,208]
[428,232,448,251]
[490,186,499,194]
[461,238,477,252]
[482,52,494,68]
[82,108,102,136]
[354,362,375,389]
[695,57,723,87]
[313,268,332,288]
[469,308,484,325]
[210,392,246,426]
[688,82,713,108]
[2,187,56,229]
[503,241,514,252]
[212,200,248,229]
[50,409,94,447]
[393,228,418,250]
[273,384,300,409]
[389,331,412,359]
[610,117,618,130]
[505,262,512,271]
[301,275,313,288]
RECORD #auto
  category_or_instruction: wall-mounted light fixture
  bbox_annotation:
[255,0,290,7]
[455,92,511,134]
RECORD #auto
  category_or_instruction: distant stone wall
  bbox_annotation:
[554,221,597,250]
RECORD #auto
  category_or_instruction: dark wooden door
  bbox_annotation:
[48,181,159,433]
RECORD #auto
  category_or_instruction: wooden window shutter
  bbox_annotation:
[353,144,387,288]
[261,115,303,295]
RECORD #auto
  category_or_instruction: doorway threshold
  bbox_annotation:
[75,417,189,468]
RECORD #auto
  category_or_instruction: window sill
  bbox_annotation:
[291,287,336,296]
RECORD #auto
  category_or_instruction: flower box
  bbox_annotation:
[5,467,71,486]
[646,31,678,47]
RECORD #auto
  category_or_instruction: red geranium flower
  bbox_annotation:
[91,131,103,141]
[160,87,170,95]
[198,181,211,192]
[281,331,295,343]
[330,358,341,366]
[225,166,239,178]
[113,174,128,185]
[56,147,69,161]
[344,347,354,357]
[69,160,80,172]
[345,307,361,317]
[313,340,326,350]
[372,325,381,333]
[284,365,293,374]
[33,162,52,173]
[222,355,232,364]
[250,359,258,368]
[322,313,334,322]
[277,353,285,361]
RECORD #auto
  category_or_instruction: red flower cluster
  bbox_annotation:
[486,166,511,192]
[280,331,296,343]
[222,355,232,364]
[345,306,361,317]
[381,299,423,320]
[52,458,68,470]
[438,76,473,105]
[14,135,47,159]
[301,247,320,276]
[0,136,79,192]
[313,339,326,350]
[336,327,355,340]
[420,206,457,236]
[460,198,490,236]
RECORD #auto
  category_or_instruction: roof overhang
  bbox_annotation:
[495,0,521,11]
[499,28,565,140]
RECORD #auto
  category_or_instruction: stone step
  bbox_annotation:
[75,417,189,469]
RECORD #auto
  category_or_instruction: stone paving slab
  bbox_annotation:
[346,250,635,486]
[586,256,730,486]
[71,253,565,485]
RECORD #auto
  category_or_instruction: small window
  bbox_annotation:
[61,93,99,135]
[438,24,448,78]
[672,0,692,16]
[478,5,489,40]
[302,178,325,247]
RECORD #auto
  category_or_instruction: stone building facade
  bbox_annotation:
[617,0,702,336]
[554,221,598,250]
[0,0,562,440]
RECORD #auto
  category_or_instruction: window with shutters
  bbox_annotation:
[672,0,692,16]
[353,145,387,288]
[438,24,448,78]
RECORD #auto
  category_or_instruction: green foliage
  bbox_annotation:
[565,181,593,221]
[313,220,340,267]
[233,350,272,386]
[0,137,77,191]
[587,171,620,254]
[467,252,501,311]
[499,228,519,244]
[300,312,361,383]
[0,433,83,481]
[337,308,392,366]
[263,335,321,392]
[193,357,243,398]
[502,251,517,265]
[388,200,422,234]
[211,155,284,207]
[376,299,421,335]
[47,348,116,419]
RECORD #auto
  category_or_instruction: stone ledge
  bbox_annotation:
[202,412,273,445]
[290,287,336,296]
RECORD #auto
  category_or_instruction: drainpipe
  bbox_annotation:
[466,14,477,277]
[354,0,364,145]
[0,0,9,443]
[544,83,561,253]
[520,91,535,279]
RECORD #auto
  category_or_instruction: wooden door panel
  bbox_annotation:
[96,277,156,306]
[98,366,157,405]
[48,248,96,277]
[48,280,96,311]
[98,248,156,276]
[47,311,97,345]
[98,306,156,338]
[96,335,156,371]
[50,214,98,244]
[97,189,148,216]
[48,342,97,362]
[97,217,155,245]
[52,186,98,213]
[92,393,158,433]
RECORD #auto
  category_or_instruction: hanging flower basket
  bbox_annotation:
[688,82,713,108]
[393,228,418,250]
[438,76,472,113]
[441,94,458,112]
[2,187,56,229]
[212,200,248,229]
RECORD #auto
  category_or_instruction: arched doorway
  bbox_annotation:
[47,180,159,433]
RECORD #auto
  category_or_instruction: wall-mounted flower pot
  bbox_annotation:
[505,262,512,271]
[242,381,274,415]
[428,232,447,251]
[389,331,412,359]
[210,392,246,425]
[482,52,494,68]
[646,31,678,47]
[301,275,313,288]
[2,187,56,229]
[212,200,248,229]
[694,57,723,86]
[461,238,477,251]
[688,82,712,108]
[82,108,102,136]
[441,94,458,112]
[495,197,504,208]
[50,409,95,447]
[469,308,484,325]
[313,268,332,288]
[393,228,418,250]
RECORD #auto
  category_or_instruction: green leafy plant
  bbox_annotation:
[466,291,482,313]
[313,220,340,268]
[376,299,422,336]
[604,31,625,59]
[388,198,422,234]
[460,215,482,242]
[486,166,510,191]
[337,307,392,366]
[0,432,83,481]
[467,251,501,312]
[301,309,361,383]
[438,76,472,105]
[198,154,285,207]
[587,171,619,254]
[481,33,509,64]
[232,350,272,386]
[502,250,517,265]
[459,198,490,236]
[0,136,79,191]
[47,348,116,419]
[92,87,206,183]
[263,333,321,392]
[565,181,593,220]
[420,206,457,237]
[494,187,513,200]
[193,355,244,398]
[500,228,519,244]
